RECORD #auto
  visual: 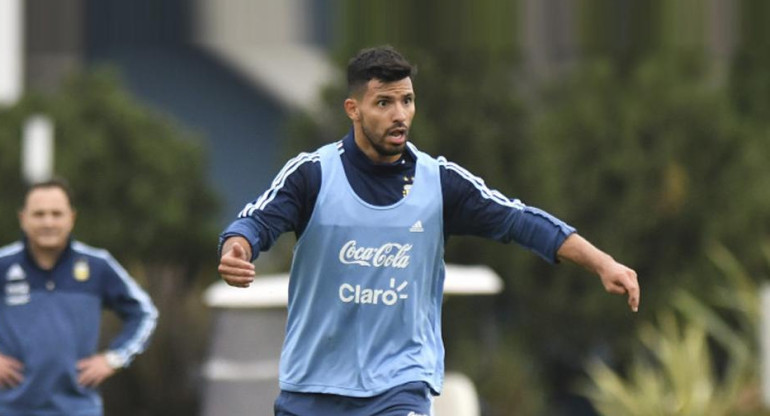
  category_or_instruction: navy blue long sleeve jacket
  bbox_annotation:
[0,239,157,416]
[221,131,575,263]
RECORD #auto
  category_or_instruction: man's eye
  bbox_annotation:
[377,100,388,107]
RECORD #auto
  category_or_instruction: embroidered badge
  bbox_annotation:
[402,175,415,198]
[74,259,90,281]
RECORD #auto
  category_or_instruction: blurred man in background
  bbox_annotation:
[218,45,639,415]
[0,178,158,416]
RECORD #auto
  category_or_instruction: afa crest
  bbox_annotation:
[73,259,90,282]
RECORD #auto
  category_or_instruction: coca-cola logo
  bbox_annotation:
[338,240,412,269]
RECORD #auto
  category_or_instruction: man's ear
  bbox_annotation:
[344,98,359,121]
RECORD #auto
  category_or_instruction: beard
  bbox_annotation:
[360,119,408,158]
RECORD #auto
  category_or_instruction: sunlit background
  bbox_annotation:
[2,1,770,415]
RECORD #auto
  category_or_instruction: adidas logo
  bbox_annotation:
[6,264,25,281]
[409,221,424,233]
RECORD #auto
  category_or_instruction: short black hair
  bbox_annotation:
[22,177,74,209]
[347,45,416,97]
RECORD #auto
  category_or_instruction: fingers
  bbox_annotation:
[78,371,105,387]
[218,257,255,288]
[218,267,255,283]
[606,282,627,295]
[219,241,255,288]
[77,368,96,387]
[217,260,255,276]
[219,252,255,271]
[602,264,640,313]
[0,355,24,388]
[76,359,92,386]
[0,369,23,388]
[611,266,639,312]
[221,275,254,288]
[626,270,640,313]
[79,372,108,387]
[77,356,113,387]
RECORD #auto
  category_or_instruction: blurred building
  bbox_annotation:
[21,0,337,222]
[16,0,738,222]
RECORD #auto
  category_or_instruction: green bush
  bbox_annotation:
[581,243,770,416]
[0,69,220,415]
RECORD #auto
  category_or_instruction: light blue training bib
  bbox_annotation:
[279,141,446,397]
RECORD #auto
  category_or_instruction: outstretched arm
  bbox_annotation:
[216,151,322,289]
[557,233,640,312]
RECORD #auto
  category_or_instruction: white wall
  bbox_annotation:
[0,0,24,106]
[192,0,312,45]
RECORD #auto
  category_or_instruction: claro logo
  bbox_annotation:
[338,240,412,269]
[339,278,409,306]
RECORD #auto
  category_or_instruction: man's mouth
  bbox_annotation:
[387,128,407,143]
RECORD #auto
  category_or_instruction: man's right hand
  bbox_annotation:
[218,236,256,288]
[0,353,24,389]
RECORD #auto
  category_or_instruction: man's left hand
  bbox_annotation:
[77,354,116,387]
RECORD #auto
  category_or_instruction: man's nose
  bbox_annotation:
[392,103,407,122]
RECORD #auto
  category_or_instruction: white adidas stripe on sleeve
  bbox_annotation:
[238,151,321,218]
[438,157,525,210]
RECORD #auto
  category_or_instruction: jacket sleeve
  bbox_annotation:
[219,151,322,261]
[100,251,158,368]
[439,157,575,263]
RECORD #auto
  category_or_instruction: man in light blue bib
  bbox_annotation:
[218,46,640,416]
